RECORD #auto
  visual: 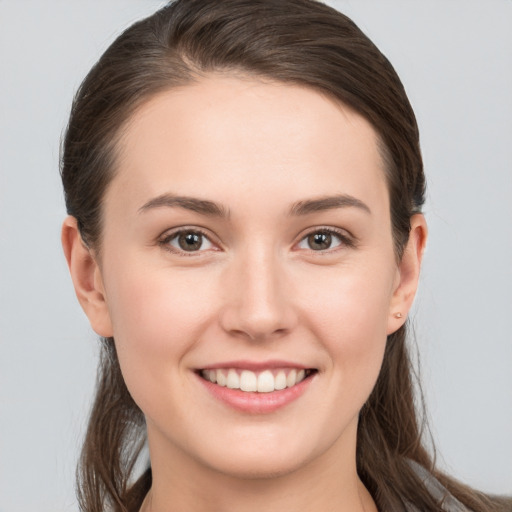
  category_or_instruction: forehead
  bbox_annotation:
[110,75,389,215]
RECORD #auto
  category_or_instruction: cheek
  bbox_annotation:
[299,259,393,336]
[105,253,216,337]
[297,263,392,392]
[102,260,218,406]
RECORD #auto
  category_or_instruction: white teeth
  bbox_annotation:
[286,369,297,388]
[202,368,312,393]
[216,370,227,387]
[274,371,287,390]
[257,370,275,393]
[226,369,239,389]
[240,370,258,392]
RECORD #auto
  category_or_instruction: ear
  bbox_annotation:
[61,216,113,337]
[387,214,428,335]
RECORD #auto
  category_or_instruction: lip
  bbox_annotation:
[195,361,316,414]
[199,360,310,371]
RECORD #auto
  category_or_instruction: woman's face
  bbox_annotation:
[85,76,416,479]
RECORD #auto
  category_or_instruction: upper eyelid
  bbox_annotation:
[159,225,214,241]
[297,226,355,242]
[302,226,350,236]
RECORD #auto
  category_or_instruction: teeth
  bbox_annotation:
[274,371,287,390]
[226,369,239,389]
[201,368,311,393]
[286,369,297,388]
[257,370,274,393]
[240,370,258,392]
[216,370,227,387]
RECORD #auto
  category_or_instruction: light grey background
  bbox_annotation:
[0,1,510,510]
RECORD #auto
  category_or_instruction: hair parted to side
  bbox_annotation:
[60,1,510,511]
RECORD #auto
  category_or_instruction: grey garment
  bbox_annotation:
[406,460,473,512]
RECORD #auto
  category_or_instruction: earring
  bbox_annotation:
[394,312,403,319]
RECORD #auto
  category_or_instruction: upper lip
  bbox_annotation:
[198,360,312,371]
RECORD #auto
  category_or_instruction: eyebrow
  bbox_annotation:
[138,192,370,218]
[138,194,229,218]
[289,194,371,216]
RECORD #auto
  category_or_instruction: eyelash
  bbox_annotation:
[158,226,355,256]
[296,227,356,253]
[158,227,216,256]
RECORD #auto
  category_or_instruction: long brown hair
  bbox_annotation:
[61,1,510,511]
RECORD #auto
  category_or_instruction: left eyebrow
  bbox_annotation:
[288,194,371,216]
[138,193,229,218]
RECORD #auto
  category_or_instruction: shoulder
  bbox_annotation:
[406,460,473,512]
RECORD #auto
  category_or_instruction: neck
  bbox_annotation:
[142,479,375,512]
[142,423,378,512]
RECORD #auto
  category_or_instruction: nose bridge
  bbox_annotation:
[221,242,295,340]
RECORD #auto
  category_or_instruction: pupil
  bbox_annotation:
[179,232,202,251]
[309,232,331,250]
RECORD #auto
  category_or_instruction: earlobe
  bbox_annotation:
[387,214,428,335]
[61,216,113,337]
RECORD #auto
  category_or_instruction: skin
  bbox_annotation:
[62,75,427,512]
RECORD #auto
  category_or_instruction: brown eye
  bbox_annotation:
[178,232,203,251]
[307,232,332,250]
[165,230,214,253]
[297,230,346,252]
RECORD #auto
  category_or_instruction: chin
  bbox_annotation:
[204,451,309,481]
[190,429,330,481]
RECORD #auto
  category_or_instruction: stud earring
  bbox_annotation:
[394,312,403,319]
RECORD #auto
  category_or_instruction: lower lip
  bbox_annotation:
[196,373,315,414]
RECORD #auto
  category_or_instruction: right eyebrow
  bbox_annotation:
[138,193,229,218]
[288,194,371,216]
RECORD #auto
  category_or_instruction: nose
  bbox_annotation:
[219,246,298,342]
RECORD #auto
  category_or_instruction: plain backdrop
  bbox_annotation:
[0,1,511,510]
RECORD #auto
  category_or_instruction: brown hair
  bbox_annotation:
[61,1,510,511]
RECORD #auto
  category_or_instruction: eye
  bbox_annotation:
[161,229,214,253]
[297,229,348,251]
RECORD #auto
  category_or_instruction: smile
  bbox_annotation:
[199,368,315,393]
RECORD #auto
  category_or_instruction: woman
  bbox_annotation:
[60,1,510,511]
